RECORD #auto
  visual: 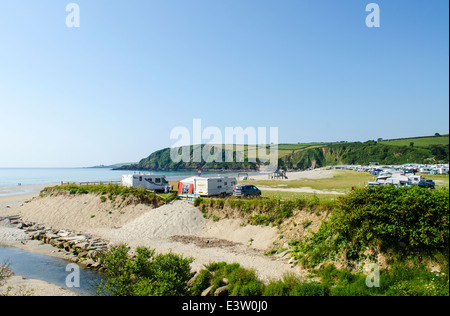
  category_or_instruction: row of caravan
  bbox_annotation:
[367,173,435,188]
[122,174,237,197]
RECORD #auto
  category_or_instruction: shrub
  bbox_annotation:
[292,282,329,296]
[228,268,263,296]
[190,270,212,296]
[192,262,263,296]
[97,244,193,296]
[193,197,203,207]
[291,186,449,267]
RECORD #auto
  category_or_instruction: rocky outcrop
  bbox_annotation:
[0,215,109,271]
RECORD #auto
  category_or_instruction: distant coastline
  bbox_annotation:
[87,162,138,169]
[112,165,259,172]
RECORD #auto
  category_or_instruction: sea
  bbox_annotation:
[0,168,258,197]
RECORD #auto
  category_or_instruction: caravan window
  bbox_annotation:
[224,182,228,185]
[155,178,161,184]
[139,176,142,182]
[217,179,222,183]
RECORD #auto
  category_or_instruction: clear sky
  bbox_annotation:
[0,0,448,167]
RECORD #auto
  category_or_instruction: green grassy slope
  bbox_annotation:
[380,135,449,147]
[116,135,449,171]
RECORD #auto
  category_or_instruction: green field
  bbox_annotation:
[422,174,450,189]
[243,143,328,160]
[253,170,449,199]
[380,135,449,147]
[251,170,375,192]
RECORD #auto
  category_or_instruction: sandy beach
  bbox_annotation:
[0,185,81,296]
[0,183,306,296]
[0,185,49,215]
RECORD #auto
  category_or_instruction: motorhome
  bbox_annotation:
[367,173,435,188]
[122,174,170,191]
[178,176,237,197]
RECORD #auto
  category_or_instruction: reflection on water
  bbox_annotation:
[0,247,105,296]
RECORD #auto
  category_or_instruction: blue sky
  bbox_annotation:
[0,0,448,167]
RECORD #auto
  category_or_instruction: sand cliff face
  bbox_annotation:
[17,193,278,251]
[18,193,159,232]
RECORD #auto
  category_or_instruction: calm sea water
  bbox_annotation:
[0,168,255,195]
[0,247,104,296]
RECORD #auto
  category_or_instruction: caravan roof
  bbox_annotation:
[178,176,199,184]
[179,175,236,182]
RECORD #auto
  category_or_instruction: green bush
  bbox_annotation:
[312,263,449,296]
[292,282,329,296]
[190,270,212,296]
[291,186,449,267]
[191,262,263,296]
[97,244,193,296]
[335,186,449,252]
[193,197,203,207]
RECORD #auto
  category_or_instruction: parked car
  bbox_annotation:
[418,179,435,189]
[233,184,261,197]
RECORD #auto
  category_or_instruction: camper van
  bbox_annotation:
[178,176,237,197]
[122,174,170,192]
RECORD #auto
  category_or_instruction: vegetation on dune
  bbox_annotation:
[41,184,178,206]
[96,245,193,296]
[194,195,334,227]
[290,186,449,269]
[93,245,449,296]
[190,262,264,296]
[189,186,449,296]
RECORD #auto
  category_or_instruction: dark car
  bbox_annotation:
[418,179,435,189]
[233,184,261,197]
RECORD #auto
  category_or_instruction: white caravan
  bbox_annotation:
[122,174,170,191]
[178,176,237,197]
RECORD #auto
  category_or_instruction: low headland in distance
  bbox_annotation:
[112,134,449,172]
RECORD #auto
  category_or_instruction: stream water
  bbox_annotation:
[0,246,105,296]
